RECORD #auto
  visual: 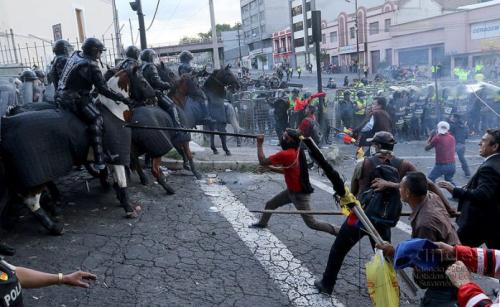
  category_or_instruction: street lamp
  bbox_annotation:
[346,0,361,80]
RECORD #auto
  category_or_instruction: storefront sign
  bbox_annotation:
[480,37,500,50]
[338,44,364,54]
[471,19,500,40]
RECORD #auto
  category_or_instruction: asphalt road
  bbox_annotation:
[2,139,498,307]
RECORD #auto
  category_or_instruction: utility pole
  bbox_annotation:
[237,23,243,68]
[130,0,147,49]
[354,0,361,80]
[112,0,122,56]
[128,18,135,46]
[9,29,19,64]
[312,10,325,141]
[209,0,221,69]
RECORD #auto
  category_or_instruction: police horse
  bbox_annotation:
[0,68,151,235]
[126,62,203,188]
[175,65,242,156]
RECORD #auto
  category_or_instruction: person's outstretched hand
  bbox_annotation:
[63,271,97,288]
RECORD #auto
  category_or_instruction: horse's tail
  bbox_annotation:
[225,103,241,133]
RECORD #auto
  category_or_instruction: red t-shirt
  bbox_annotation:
[268,148,302,192]
[298,115,316,137]
[430,133,456,164]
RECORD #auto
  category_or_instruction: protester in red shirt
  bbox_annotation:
[298,105,317,138]
[425,121,456,185]
[249,129,339,235]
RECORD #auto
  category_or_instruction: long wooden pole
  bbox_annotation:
[124,123,258,139]
[250,209,416,217]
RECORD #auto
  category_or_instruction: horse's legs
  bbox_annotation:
[219,124,231,156]
[131,152,149,185]
[151,157,175,195]
[111,165,140,218]
[175,145,190,171]
[226,104,242,147]
[182,143,202,179]
[207,124,218,154]
[25,193,63,235]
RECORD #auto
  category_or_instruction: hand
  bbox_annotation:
[371,178,395,191]
[62,271,97,288]
[433,242,456,262]
[437,181,454,193]
[446,261,472,288]
[375,241,395,258]
[256,134,264,146]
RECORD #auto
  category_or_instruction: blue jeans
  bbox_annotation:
[429,163,456,185]
[455,143,471,176]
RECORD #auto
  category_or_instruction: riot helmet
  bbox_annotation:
[140,49,158,63]
[357,90,366,98]
[33,69,45,81]
[19,69,38,82]
[125,45,141,60]
[82,38,106,60]
[179,50,194,63]
[52,39,72,56]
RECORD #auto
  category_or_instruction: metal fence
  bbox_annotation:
[0,29,123,70]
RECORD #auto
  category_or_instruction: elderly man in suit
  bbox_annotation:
[439,128,500,249]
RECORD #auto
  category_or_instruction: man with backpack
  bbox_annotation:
[315,131,456,295]
[298,105,322,144]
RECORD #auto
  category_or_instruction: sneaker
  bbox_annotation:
[314,279,333,295]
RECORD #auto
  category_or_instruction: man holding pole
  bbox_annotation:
[249,129,339,236]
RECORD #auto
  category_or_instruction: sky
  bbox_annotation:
[116,0,386,47]
[116,0,241,47]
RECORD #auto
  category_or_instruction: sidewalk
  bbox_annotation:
[161,141,343,172]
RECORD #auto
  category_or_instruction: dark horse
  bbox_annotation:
[174,65,241,155]
[128,62,202,193]
[0,68,152,235]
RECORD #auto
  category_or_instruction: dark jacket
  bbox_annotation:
[357,109,393,146]
[453,154,500,248]
[449,121,468,144]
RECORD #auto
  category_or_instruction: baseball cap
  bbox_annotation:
[437,121,450,134]
[366,131,397,145]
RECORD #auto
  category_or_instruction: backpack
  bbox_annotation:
[306,117,323,144]
[359,156,403,227]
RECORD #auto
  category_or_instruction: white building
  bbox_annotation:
[0,0,118,67]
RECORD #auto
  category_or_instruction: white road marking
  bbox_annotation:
[199,180,344,307]
[309,178,412,236]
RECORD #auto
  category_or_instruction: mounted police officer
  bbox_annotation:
[116,45,141,71]
[178,50,195,76]
[48,40,72,88]
[57,37,130,170]
[140,48,182,128]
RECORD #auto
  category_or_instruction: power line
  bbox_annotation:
[146,0,161,31]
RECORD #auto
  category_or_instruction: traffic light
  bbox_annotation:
[130,1,139,11]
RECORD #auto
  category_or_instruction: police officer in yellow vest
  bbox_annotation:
[474,62,485,82]
[353,90,367,127]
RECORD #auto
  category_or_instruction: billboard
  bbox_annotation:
[471,19,500,40]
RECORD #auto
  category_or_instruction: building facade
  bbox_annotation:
[0,0,117,67]
[289,0,316,70]
[319,0,492,76]
[240,0,290,70]
[222,30,249,67]
[271,28,293,66]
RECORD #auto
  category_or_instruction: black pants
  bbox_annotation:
[322,219,391,289]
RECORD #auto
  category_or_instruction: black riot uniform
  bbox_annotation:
[116,45,140,71]
[178,50,194,76]
[0,258,23,307]
[57,38,129,170]
[48,40,72,88]
[140,49,182,128]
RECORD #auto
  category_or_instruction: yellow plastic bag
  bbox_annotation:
[366,250,400,307]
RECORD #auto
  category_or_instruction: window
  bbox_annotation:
[307,18,312,28]
[75,8,85,43]
[251,14,258,24]
[293,21,304,32]
[330,31,337,43]
[305,1,311,11]
[384,19,391,32]
[369,22,379,35]
[292,5,302,17]
[250,0,256,10]
[259,11,265,23]
[294,37,305,47]
[385,48,392,65]
[322,33,326,43]
[350,27,355,39]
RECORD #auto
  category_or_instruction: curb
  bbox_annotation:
[161,158,260,172]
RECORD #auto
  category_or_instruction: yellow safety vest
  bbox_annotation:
[355,99,366,115]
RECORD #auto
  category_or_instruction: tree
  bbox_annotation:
[197,23,240,40]
[179,36,202,45]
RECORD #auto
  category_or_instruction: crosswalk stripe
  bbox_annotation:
[200,180,345,307]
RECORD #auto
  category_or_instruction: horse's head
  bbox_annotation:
[127,66,156,101]
[212,65,241,92]
[157,61,179,85]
